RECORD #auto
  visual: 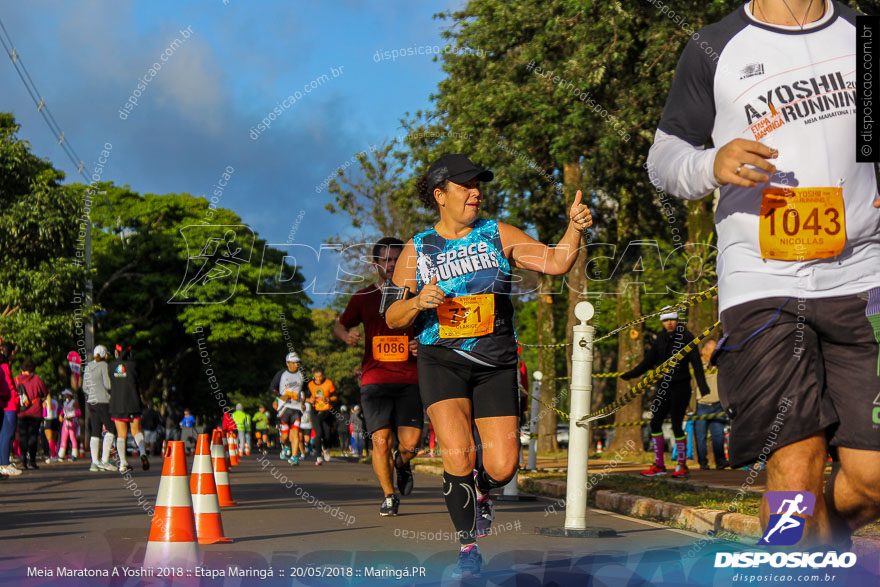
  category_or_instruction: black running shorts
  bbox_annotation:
[715,292,880,468]
[417,344,519,419]
[360,383,423,434]
[88,402,114,438]
[279,409,302,430]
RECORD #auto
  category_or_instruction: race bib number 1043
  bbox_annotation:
[759,187,845,261]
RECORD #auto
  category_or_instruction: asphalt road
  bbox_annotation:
[0,455,871,586]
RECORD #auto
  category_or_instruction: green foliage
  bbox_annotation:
[83,184,313,419]
[0,113,88,388]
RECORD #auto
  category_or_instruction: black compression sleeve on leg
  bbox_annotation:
[475,465,511,494]
[443,471,477,545]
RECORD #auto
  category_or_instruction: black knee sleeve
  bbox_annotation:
[443,471,477,545]
[475,465,511,494]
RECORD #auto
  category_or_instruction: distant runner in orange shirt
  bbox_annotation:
[306,367,337,465]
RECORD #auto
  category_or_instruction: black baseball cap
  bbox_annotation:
[426,154,494,191]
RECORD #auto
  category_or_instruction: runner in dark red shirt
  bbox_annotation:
[333,237,423,517]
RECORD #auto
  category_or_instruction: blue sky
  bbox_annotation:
[1,0,462,302]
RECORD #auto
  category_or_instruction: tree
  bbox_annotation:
[0,113,88,389]
[85,184,312,419]
[326,141,434,242]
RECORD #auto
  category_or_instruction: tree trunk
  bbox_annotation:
[609,187,643,452]
[685,197,717,338]
[563,162,588,383]
[609,276,644,452]
[537,273,559,453]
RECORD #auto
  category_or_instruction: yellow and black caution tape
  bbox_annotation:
[519,340,572,349]
[591,412,727,430]
[577,320,721,426]
[594,286,717,343]
[524,431,565,439]
[519,384,570,421]
[518,286,717,349]
[556,372,624,380]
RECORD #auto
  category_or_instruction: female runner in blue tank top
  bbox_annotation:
[386,154,592,579]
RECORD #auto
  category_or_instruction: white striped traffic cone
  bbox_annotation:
[191,433,232,543]
[212,429,238,507]
[143,441,200,568]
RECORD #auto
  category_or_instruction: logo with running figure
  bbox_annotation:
[169,225,254,305]
[758,491,816,546]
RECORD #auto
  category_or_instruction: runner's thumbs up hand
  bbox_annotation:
[569,190,592,230]
[416,275,445,310]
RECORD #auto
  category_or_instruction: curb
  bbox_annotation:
[411,464,880,558]
[593,489,761,539]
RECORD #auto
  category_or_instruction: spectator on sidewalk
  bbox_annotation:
[16,359,49,470]
[351,404,366,457]
[0,341,20,476]
[163,401,182,443]
[43,392,60,463]
[58,389,80,461]
[694,340,729,470]
[180,408,196,453]
[140,401,161,456]
[337,405,351,455]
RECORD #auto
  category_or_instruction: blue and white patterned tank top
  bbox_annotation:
[413,219,517,366]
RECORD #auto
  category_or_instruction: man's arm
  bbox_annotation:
[647,131,719,200]
[268,370,282,395]
[689,343,711,397]
[621,341,660,381]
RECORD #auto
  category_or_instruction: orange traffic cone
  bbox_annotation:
[144,441,200,568]
[220,429,230,469]
[244,439,251,457]
[191,434,232,544]
[227,431,240,466]
[212,429,238,507]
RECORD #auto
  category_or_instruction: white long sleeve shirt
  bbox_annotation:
[647,1,880,312]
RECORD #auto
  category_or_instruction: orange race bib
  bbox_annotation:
[437,294,495,339]
[759,187,845,261]
[372,335,409,362]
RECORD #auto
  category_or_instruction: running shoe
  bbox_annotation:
[379,494,400,517]
[288,457,299,466]
[323,449,331,462]
[89,463,101,472]
[119,463,133,473]
[140,454,150,471]
[671,464,689,479]
[475,493,495,538]
[640,464,667,477]
[29,461,39,470]
[97,460,116,472]
[393,449,414,496]
[0,465,21,476]
[315,456,323,466]
[451,544,482,579]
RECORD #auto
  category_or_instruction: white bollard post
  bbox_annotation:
[564,302,595,531]
[527,371,542,471]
